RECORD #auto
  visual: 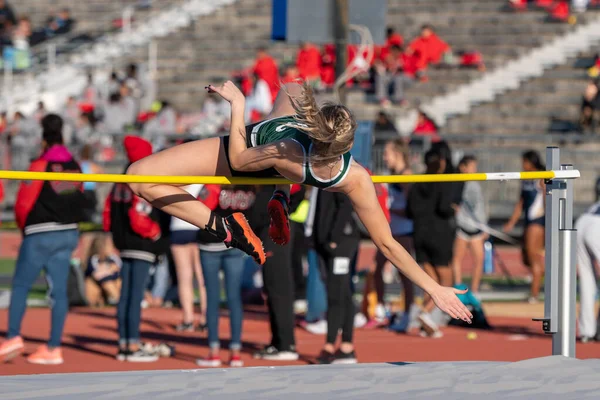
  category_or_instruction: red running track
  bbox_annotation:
[1,306,599,376]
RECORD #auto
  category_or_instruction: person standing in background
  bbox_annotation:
[0,114,85,365]
[407,148,456,339]
[369,139,417,332]
[504,150,546,303]
[195,184,255,368]
[170,183,206,332]
[313,189,361,364]
[289,185,309,313]
[104,136,169,362]
[452,155,488,298]
[79,145,103,223]
[251,185,299,362]
[575,200,600,343]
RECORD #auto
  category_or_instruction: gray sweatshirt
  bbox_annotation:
[456,181,487,233]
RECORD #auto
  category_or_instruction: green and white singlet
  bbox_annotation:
[248,116,353,190]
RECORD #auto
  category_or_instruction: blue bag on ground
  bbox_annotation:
[448,283,491,330]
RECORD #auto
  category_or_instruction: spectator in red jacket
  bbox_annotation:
[408,24,451,69]
[374,45,416,106]
[253,47,280,102]
[296,42,322,84]
[104,135,169,363]
[547,0,570,22]
[0,114,85,365]
[378,26,404,62]
[281,64,301,84]
[413,110,441,142]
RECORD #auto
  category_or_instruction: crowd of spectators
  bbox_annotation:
[509,0,600,21]
[0,1,75,71]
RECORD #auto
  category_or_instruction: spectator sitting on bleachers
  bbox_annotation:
[374,45,416,106]
[320,45,336,88]
[378,26,404,62]
[547,0,571,22]
[412,109,440,142]
[296,42,322,85]
[281,64,301,84]
[245,73,272,123]
[44,8,75,37]
[580,79,599,133]
[0,0,16,37]
[373,111,398,136]
[253,47,279,102]
[1,15,32,70]
[11,16,31,50]
[407,24,452,70]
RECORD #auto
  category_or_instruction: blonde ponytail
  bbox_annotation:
[288,82,357,163]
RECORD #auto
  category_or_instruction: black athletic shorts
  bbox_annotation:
[413,233,454,267]
[221,124,280,178]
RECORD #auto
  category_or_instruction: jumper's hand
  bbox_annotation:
[206,81,245,105]
[430,286,473,323]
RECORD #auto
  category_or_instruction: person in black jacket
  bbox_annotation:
[250,185,299,361]
[407,148,456,338]
[104,136,169,363]
[313,189,361,364]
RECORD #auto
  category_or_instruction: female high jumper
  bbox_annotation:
[127,81,473,324]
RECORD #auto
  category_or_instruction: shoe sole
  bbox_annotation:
[126,356,159,363]
[1,344,24,363]
[196,361,222,367]
[229,361,244,367]
[418,315,438,336]
[27,358,64,365]
[261,353,300,361]
[267,199,290,245]
[231,213,266,265]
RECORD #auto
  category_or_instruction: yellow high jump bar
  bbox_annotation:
[0,169,580,185]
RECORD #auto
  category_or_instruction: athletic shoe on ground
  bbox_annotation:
[224,213,266,265]
[419,312,442,337]
[27,345,63,365]
[116,348,131,361]
[253,345,299,361]
[196,354,222,367]
[580,336,594,344]
[0,336,24,362]
[300,319,328,335]
[431,307,451,327]
[418,326,444,339]
[293,299,308,315]
[363,318,385,329]
[353,313,367,328]
[389,312,411,333]
[126,347,159,362]
[267,190,290,245]
[317,349,335,365]
[229,354,244,367]
[175,322,195,332]
[527,296,539,304]
[332,349,358,365]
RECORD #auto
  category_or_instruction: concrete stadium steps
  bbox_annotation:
[443,48,599,136]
